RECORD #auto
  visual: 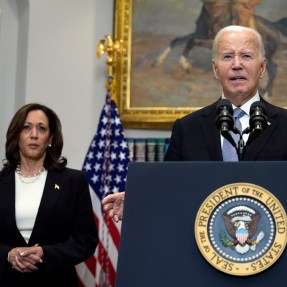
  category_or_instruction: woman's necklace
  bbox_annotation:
[16,165,46,184]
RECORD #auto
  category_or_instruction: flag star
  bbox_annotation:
[94,163,101,172]
[110,152,117,161]
[117,164,124,172]
[91,174,99,183]
[120,140,128,149]
[96,151,103,160]
[87,151,94,160]
[98,140,105,148]
[100,128,107,137]
[101,116,108,125]
[84,163,92,171]
[112,186,120,192]
[114,175,121,184]
[119,152,126,161]
[91,140,96,148]
[115,129,120,136]
[114,116,121,126]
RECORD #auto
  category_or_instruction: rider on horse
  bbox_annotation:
[232,0,262,30]
[202,0,262,32]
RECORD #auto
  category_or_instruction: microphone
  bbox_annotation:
[249,101,267,133]
[215,99,234,133]
[215,99,236,147]
[245,101,267,146]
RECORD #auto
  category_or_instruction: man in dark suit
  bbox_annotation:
[102,25,287,221]
[165,97,287,161]
[165,25,287,161]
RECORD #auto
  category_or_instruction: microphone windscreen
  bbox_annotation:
[250,101,266,114]
[216,99,233,115]
[249,100,268,133]
[215,99,234,131]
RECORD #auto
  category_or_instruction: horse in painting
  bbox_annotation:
[153,1,287,98]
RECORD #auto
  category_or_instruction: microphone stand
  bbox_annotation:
[237,134,245,161]
[222,127,249,161]
[236,127,251,161]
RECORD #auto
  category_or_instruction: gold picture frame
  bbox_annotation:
[114,0,287,129]
[114,0,201,129]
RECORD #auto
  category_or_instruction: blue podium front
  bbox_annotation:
[116,162,287,287]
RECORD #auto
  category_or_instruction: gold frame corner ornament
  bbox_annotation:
[113,0,196,129]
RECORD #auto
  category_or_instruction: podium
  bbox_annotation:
[115,162,287,287]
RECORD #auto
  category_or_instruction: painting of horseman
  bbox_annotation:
[129,0,287,109]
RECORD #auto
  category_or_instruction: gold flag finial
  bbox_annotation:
[96,35,125,76]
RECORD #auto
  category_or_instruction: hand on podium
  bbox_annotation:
[102,192,125,222]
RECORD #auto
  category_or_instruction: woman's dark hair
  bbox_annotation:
[1,103,67,175]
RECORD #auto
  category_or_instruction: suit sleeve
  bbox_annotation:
[165,119,182,161]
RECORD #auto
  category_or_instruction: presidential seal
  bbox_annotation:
[194,183,287,276]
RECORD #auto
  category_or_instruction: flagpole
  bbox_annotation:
[95,35,126,287]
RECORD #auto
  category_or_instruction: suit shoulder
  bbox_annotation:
[265,101,287,117]
[176,102,217,124]
[55,167,86,180]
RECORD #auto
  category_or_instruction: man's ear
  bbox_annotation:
[259,58,267,79]
[212,59,219,80]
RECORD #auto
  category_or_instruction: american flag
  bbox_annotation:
[77,76,130,287]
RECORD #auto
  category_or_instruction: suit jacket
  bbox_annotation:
[165,97,287,161]
[0,168,98,287]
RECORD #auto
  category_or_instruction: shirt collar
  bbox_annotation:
[222,92,260,116]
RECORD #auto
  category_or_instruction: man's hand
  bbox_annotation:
[102,192,125,222]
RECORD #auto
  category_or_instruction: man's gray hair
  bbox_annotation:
[212,25,266,61]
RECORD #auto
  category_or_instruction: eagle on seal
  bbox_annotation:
[222,206,261,254]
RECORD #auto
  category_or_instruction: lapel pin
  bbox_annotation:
[54,184,60,190]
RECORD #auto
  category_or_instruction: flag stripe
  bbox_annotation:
[103,215,121,250]
[78,77,129,287]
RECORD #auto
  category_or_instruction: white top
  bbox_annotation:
[15,171,47,243]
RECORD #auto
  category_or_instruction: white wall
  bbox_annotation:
[0,0,20,163]
[0,0,170,170]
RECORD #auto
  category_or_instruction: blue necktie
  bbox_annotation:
[222,108,245,161]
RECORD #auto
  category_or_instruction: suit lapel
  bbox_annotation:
[244,101,278,160]
[200,101,223,160]
[29,170,64,243]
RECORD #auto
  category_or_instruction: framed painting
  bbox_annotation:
[114,0,287,129]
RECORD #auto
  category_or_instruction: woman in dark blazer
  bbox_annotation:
[0,103,98,287]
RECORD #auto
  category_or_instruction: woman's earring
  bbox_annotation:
[48,144,52,147]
